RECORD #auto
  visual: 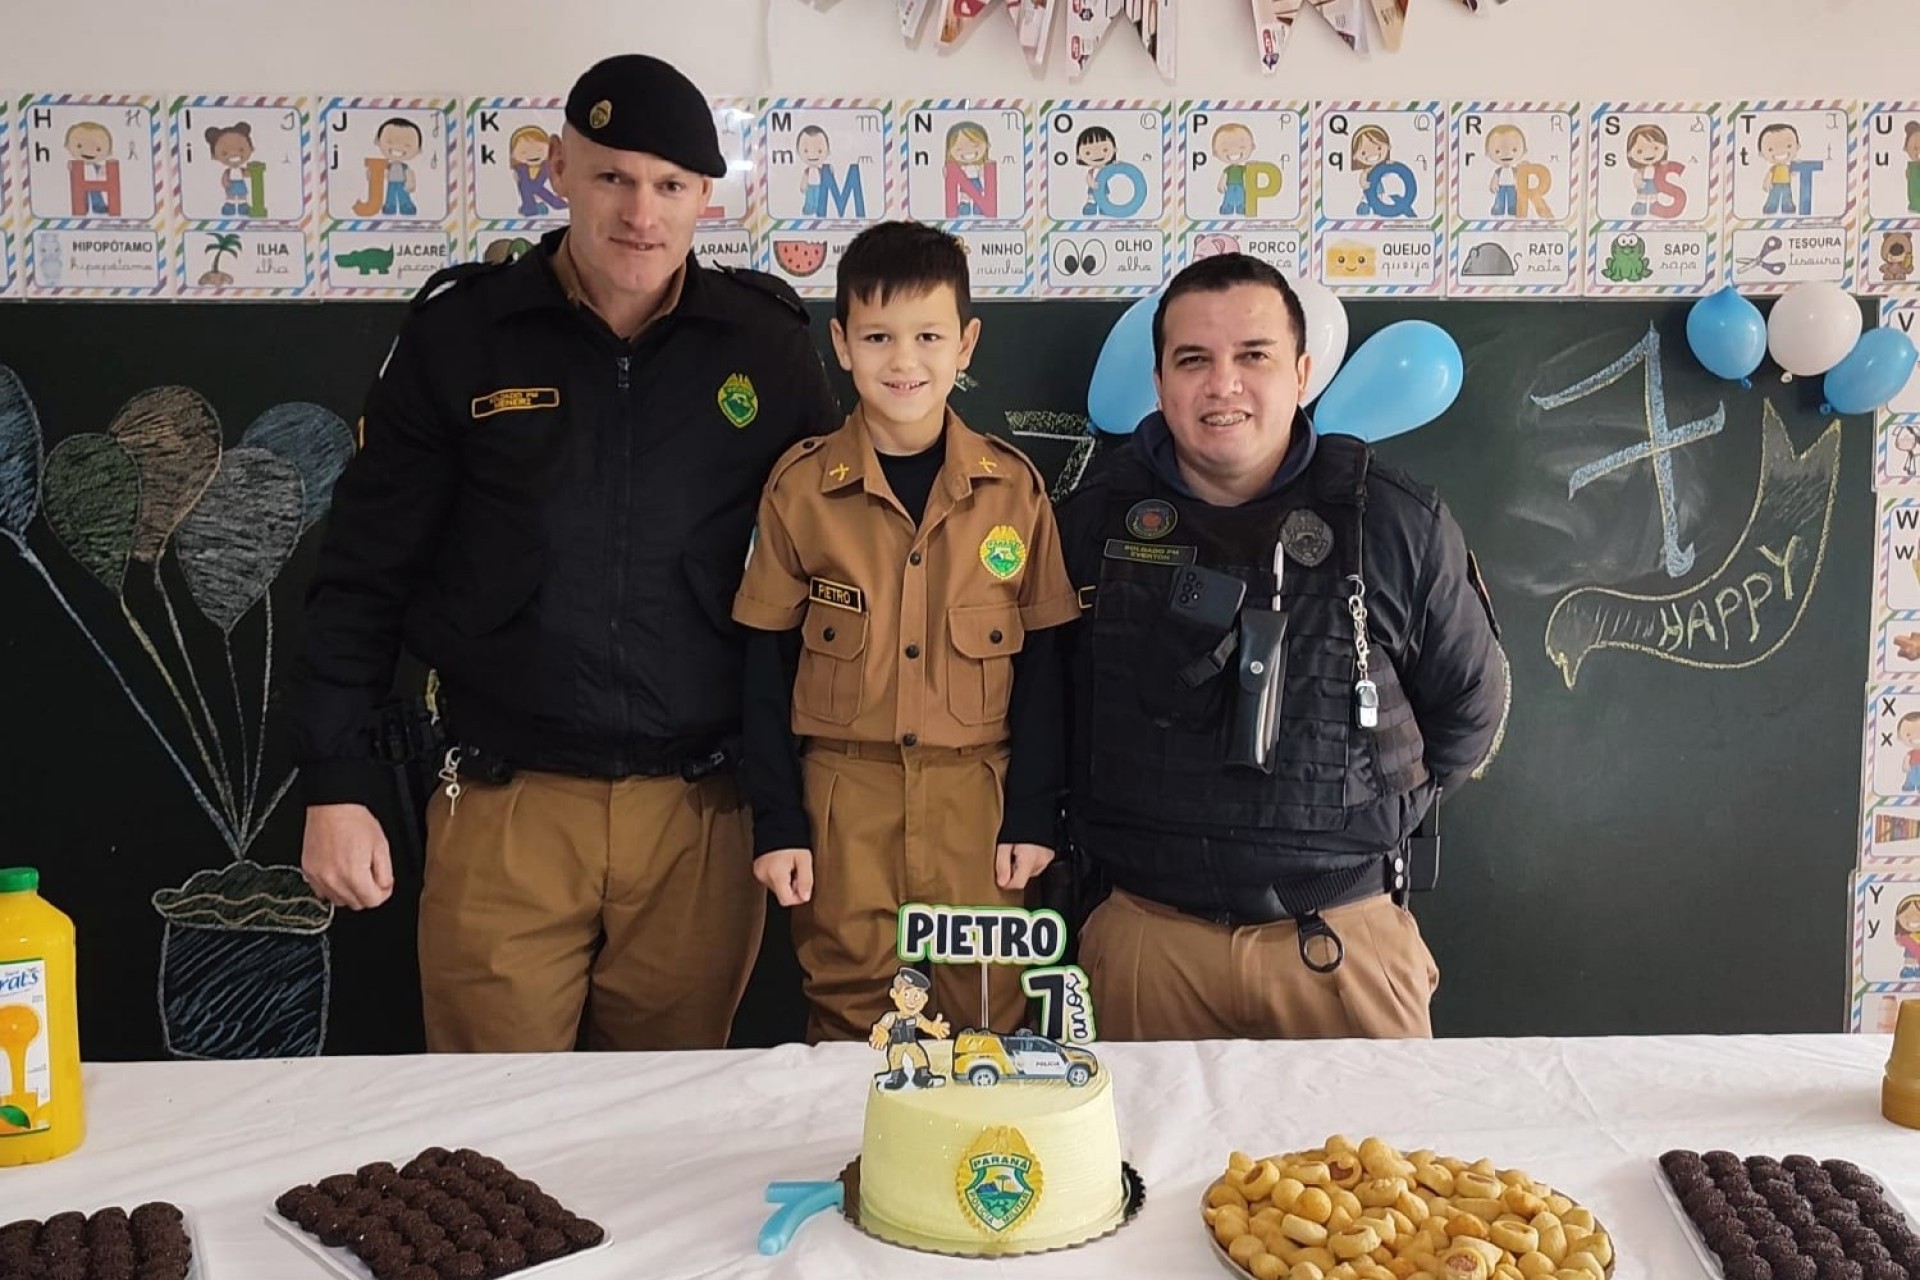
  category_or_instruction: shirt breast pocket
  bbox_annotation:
[796,602,868,726]
[947,602,1025,726]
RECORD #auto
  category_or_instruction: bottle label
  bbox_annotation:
[0,959,52,1135]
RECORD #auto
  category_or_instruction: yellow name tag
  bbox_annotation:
[471,387,560,418]
[809,577,866,613]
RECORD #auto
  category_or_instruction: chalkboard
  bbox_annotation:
[0,293,1871,1062]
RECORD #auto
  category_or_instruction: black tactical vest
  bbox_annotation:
[1072,439,1428,899]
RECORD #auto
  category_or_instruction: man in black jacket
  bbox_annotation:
[1056,253,1509,1040]
[289,55,839,1052]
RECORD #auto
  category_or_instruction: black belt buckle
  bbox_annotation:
[456,745,515,786]
[679,746,730,782]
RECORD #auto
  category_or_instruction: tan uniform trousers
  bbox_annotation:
[418,770,763,1052]
[1079,887,1439,1041]
[795,739,1028,1044]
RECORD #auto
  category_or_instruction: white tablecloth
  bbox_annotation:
[0,1036,1911,1279]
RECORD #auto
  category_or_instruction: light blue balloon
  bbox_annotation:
[1823,327,1918,416]
[1087,294,1160,436]
[1686,286,1768,384]
[1313,320,1464,444]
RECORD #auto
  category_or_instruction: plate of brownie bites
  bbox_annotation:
[267,1146,608,1280]
[0,1201,203,1280]
[1659,1149,1920,1280]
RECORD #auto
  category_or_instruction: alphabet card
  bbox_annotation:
[169,95,315,297]
[1038,100,1170,296]
[1312,101,1445,296]
[694,99,757,271]
[761,99,892,296]
[0,100,14,296]
[1852,985,1920,1034]
[899,100,1034,295]
[1859,103,1920,296]
[1587,103,1722,295]
[319,96,461,298]
[1863,686,1920,805]
[1853,872,1920,984]
[1448,102,1582,296]
[1176,100,1309,280]
[1875,302,1920,492]
[1725,101,1856,293]
[465,97,566,267]
[20,93,167,297]
[1863,802,1920,866]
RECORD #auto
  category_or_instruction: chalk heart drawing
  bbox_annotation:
[0,364,353,1058]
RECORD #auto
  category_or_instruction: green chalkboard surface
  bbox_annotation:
[0,294,1870,1061]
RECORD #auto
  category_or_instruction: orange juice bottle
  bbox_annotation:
[0,868,84,1163]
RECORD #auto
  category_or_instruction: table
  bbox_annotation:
[0,1036,1910,1278]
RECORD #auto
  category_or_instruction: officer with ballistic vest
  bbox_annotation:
[1055,253,1510,1040]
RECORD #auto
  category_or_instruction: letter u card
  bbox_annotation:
[20,92,168,298]
[319,96,462,298]
[1448,102,1582,296]
[1859,102,1920,296]
[900,100,1035,296]
[1177,100,1309,281]
[760,99,892,296]
[1312,101,1445,296]
[1587,103,1722,295]
[170,95,316,297]
[1725,101,1856,293]
[465,97,567,267]
[1039,100,1170,296]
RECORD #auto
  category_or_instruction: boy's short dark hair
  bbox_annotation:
[1758,122,1799,148]
[835,221,973,327]
[376,117,423,145]
[1152,252,1307,367]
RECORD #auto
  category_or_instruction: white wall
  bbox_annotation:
[0,0,1909,101]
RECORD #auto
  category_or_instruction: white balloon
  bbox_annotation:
[1766,281,1862,378]
[1291,274,1349,404]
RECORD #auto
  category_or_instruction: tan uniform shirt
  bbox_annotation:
[733,407,1080,749]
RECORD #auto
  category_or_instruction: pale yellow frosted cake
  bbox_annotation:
[857,1064,1127,1255]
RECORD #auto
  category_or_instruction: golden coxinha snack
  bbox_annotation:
[1203,1135,1615,1280]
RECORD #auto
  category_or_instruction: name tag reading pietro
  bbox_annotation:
[809,577,866,613]
[897,904,1067,965]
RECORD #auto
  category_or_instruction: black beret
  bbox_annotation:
[564,54,725,178]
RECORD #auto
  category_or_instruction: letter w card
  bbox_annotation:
[1312,101,1445,296]
[1448,102,1582,296]
[1587,102,1722,295]
[1725,101,1856,293]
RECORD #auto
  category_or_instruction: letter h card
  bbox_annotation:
[1449,102,1582,296]
[319,96,462,298]
[1587,103,1721,295]
[1039,100,1170,297]
[1176,100,1309,281]
[20,93,168,298]
[760,99,892,296]
[695,99,757,271]
[899,100,1034,296]
[1313,101,1445,296]
[169,95,317,297]
[465,96,567,268]
[1860,103,1920,296]
[1725,101,1857,293]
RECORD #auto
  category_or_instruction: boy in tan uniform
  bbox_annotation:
[733,222,1080,1042]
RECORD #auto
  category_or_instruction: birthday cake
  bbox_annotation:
[848,908,1129,1257]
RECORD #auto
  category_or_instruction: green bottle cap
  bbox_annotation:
[0,868,40,893]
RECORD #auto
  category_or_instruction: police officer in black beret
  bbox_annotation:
[290,54,840,1053]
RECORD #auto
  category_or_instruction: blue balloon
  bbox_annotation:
[1313,320,1463,444]
[1087,294,1160,435]
[1823,327,1918,416]
[1686,286,1768,384]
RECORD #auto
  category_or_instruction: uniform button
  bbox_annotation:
[822,626,836,641]
[909,551,922,566]
[905,644,920,659]
[989,629,1003,644]
[1393,856,1406,873]
[902,732,919,747]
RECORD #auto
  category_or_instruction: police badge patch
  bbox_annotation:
[1280,509,1334,568]
[1124,499,1177,541]
[980,525,1027,581]
[957,1125,1043,1235]
[717,372,759,428]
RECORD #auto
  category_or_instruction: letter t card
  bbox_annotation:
[1725,101,1856,293]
